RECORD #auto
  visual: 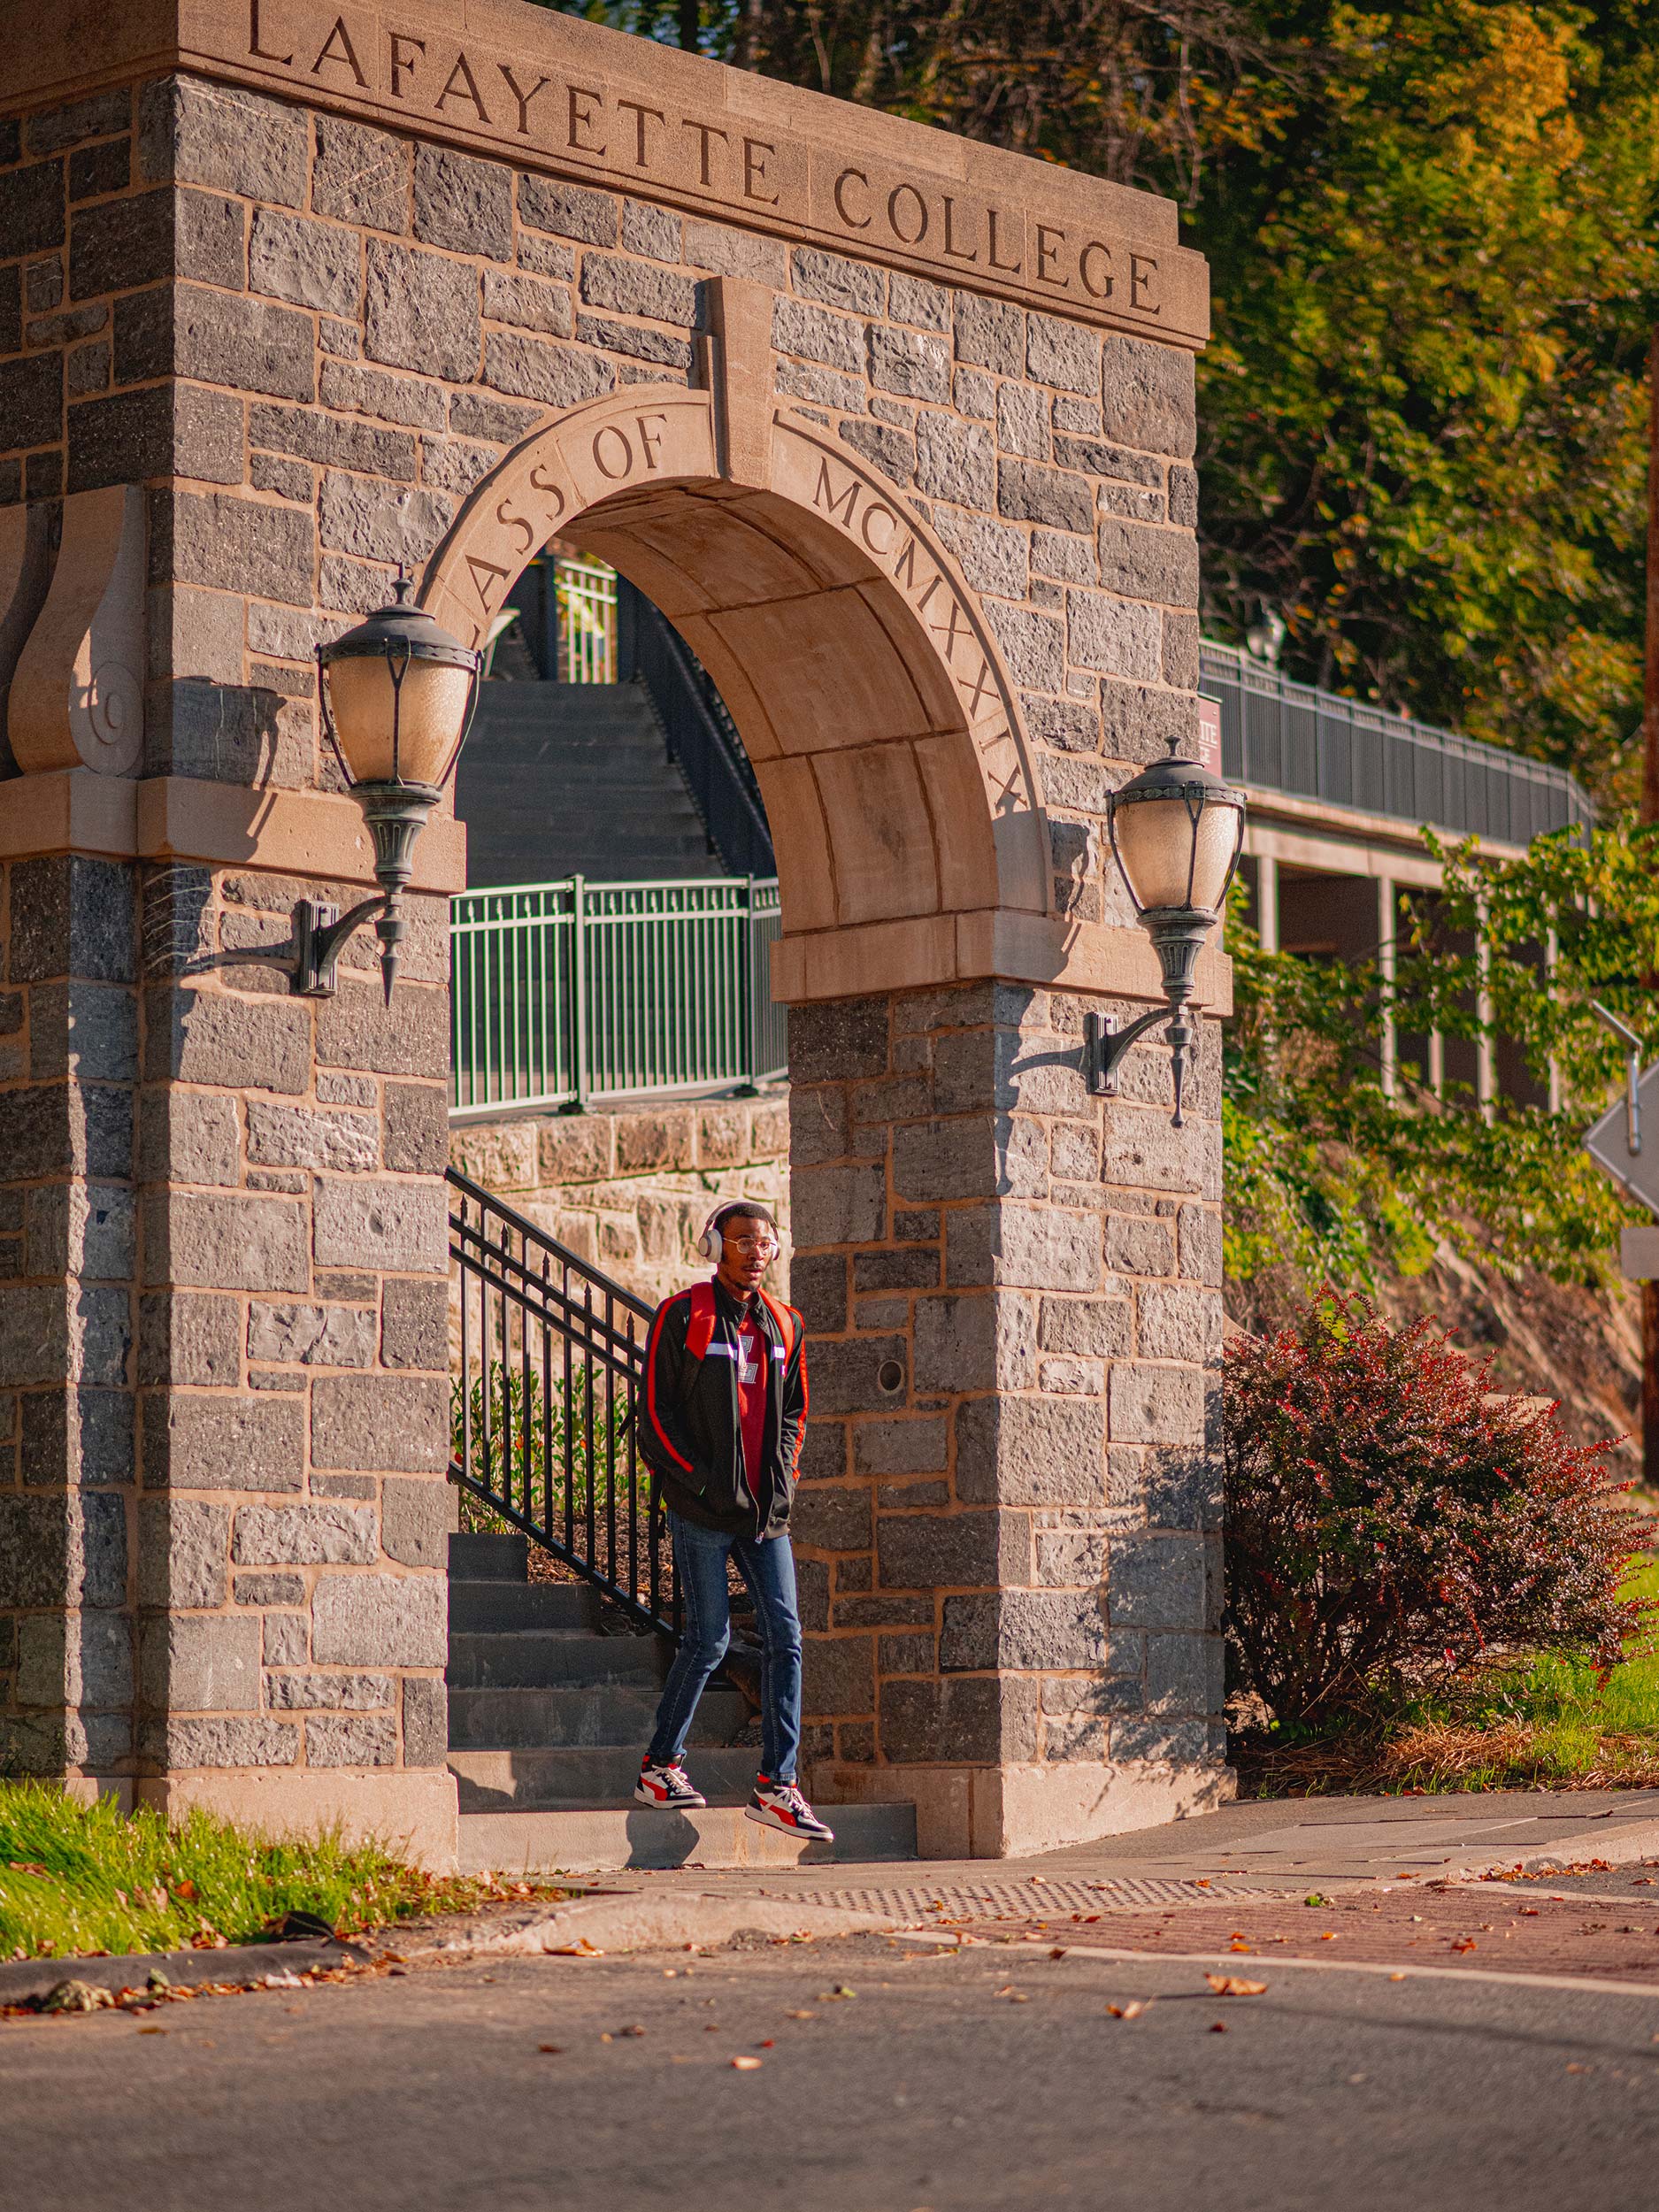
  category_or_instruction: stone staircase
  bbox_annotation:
[454,680,726,887]
[447,1531,917,1874]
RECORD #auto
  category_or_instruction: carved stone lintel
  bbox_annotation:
[9,483,146,779]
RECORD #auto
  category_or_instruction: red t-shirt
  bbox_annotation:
[733,1311,768,1492]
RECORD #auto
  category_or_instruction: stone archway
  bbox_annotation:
[421,369,1052,1004]
[0,4,1228,1867]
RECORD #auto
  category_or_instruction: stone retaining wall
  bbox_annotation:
[449,1090,790,1310]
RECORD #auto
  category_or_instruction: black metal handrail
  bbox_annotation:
[448,1164,680,1641]
[618,580,776,877]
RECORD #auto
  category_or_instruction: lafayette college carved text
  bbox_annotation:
[226,0,1206,342]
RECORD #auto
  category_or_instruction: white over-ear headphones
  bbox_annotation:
[697,1204,777,1263]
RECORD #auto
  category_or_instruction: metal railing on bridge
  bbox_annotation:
[449,872,787,1116]
[1200,641,1594,847]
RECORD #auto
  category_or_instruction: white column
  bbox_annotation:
[1377,872,1396,1098]
[1476,890,1496,1122]
[1256,852,1279,953]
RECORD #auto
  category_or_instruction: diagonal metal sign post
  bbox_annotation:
[1583,1004,1659,1481]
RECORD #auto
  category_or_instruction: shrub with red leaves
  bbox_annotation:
[1224,1291,1650,1726]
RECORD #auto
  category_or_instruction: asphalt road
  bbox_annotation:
[5,1932,1659,2212]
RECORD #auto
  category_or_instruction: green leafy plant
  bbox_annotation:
[451,1360,635,1525]
[1224,1290,1650,1728]
[1223,816,1659,1294]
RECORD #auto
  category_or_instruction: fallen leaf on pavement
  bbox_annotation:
[549,1939,604,1957]
[732,2056,764,2070]
[1209,2022,1228,2033]
[538,2045,563,2055]
[1450,1939,1478,1954]
[1205,1976,1267,1997]
[819,1985,856,2000]
[1106,2001,1149,2020]
[1388,1973,1408,1983]
[785,2009,815,2019]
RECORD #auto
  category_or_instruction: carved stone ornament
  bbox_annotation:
[7,483,147,780]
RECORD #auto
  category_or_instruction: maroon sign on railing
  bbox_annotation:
[1195,695,1223,774]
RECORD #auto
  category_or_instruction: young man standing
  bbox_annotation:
[635,1199,833,1841]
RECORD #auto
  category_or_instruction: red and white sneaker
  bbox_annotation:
[634,1757,706,1809]
[745,1775,834,1841]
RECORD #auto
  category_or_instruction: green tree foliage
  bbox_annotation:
[1201,4,1659,803]
[1225,816,1659,1292]
[544,1,1659,803]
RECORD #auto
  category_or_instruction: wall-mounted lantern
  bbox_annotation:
[1083,738,1247,1127]
[302,577,481,1002]
[210,578,481,1004]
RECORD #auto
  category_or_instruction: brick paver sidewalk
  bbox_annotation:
[950,1865,1659,1985]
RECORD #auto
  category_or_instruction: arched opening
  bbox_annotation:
[424,385,1051,998]
[434,388,1057,1856]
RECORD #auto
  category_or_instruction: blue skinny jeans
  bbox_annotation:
[647,1511,803,1786]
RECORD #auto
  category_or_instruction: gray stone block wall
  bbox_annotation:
[787,984,1225,1782]
[0,854,140,1777]
[0,843,453,1782]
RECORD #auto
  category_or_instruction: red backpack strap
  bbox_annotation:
[758,1289,797,1359]
[686,1281,718,1363]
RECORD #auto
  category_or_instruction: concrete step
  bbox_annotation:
[447,1682,749,1750]
[449,1744,762,1813]
[468,711,664,734]
[447,1630,666,1690]
[448,1532,527,1583]
[464,741,672,764]
[447,1579,600,1634]
[467,713,660,730]
[457,1801,918,1875]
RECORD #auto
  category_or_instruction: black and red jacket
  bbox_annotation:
[641,1276,808,1539]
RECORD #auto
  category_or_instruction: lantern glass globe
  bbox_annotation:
[317,576,480,795]
[323,651,476,789]
[1114,789,1243,916]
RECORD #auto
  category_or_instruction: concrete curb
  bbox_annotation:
[423,1889,896,1957]
[0,1938,368,2011]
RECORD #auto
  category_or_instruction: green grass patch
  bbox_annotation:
[0,1783,555,1962]
[1241,1555,1659,1797]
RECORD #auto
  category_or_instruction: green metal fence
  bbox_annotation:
[450,873,786,1114]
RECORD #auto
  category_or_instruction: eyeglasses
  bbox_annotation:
[725,1233,780,1257]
